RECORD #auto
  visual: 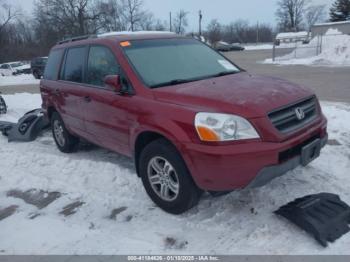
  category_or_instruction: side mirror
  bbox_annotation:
[104,75,122,92]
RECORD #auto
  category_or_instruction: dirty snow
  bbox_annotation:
[0,93,350,255]
[0,74,40,86]
[265,29,350,66]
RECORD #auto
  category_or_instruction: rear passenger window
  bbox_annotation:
[87,46,119,87]
[44,49,64,80]
[62,47,86,83]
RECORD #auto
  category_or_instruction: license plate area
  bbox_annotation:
[301,138,321,166]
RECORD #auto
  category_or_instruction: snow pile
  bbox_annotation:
[265,29,350,66]
[0,74,40,86]
[0,93,350,255]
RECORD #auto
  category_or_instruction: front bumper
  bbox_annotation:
[180,116,328,191]
[246,135,327,188]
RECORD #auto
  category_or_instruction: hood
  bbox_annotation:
[152,72,314,118]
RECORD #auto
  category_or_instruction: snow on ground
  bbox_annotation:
[0,74,40,86]
[244,44,274,50]
[264,29,350,66]
[0,93,350,255]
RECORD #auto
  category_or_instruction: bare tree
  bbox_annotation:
[123,0,145,31]
[276,0,307,32]
[139,12,155,30]
[232,19,249,43]
[0,0,20,33]
[206,19,221,44]
[94,0,127,32]
[305,5,326,31]
[173,10,188,35]
[154,19,167,31]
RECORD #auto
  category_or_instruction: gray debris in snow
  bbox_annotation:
[109,206,128,220]
[0,205,18,221]
[7,189,61,209]
[125,215,133,222]
[28,212,41,220]
[59,201,85,217]
[327,139,342,146]
[250,207,258,215]
[164,237,188,250]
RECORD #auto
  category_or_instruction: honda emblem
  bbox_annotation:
[295,107,305,120]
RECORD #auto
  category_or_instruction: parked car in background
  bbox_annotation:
[0,61,30,76]
[31,57,48,79]
[215,41,245,52]
[41,32,327,214]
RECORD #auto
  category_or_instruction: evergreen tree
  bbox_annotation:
[330,0,350,22]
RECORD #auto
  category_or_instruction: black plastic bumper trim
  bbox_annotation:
[246,135,328,188]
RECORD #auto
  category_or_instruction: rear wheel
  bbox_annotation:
[139,138,202,214]
[51,112,79,153]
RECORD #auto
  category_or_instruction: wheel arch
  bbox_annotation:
[47,106,57,120]
[134,131,175,177]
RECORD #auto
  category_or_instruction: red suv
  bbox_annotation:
[40,32,328,214]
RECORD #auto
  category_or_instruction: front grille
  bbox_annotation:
[268,96,318,133]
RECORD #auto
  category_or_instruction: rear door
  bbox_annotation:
[81,44,133,155]
[55,46,89,136]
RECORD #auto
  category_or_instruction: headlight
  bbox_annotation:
[195,113,259,142]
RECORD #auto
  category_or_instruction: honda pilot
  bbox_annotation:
[40,32,328,214]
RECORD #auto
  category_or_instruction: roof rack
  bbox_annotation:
[57,34,97,45]
[97,31,175,38]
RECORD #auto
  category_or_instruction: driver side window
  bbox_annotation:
[87,46,120,88]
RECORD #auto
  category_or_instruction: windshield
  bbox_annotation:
[122,38,240,88]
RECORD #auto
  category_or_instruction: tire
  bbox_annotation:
[139,138,202,214]
[33,71,40,79]
[51,112,79,153]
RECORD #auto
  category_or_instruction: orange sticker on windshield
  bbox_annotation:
[120,41,131,47]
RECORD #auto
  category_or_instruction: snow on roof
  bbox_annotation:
[276,31,309,39]
[313,20,350,27]
[98,31,175,38]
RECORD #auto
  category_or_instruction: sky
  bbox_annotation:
[14,0,333,31]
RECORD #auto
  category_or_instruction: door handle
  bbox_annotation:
[84,96,91,102]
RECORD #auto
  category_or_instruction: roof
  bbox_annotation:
[276,31,309,39]
[313,21,350,27]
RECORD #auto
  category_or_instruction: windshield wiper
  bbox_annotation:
[150,79,194,88]
[212,71,239,78]
[150,71,239,89]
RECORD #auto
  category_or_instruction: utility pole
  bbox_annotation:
[256,21,259,44]
[169,12,172,32]
[199,10,203,36]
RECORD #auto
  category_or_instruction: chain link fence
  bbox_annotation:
[272,33,348,62]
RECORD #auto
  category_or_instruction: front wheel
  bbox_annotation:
[51,112,79,153]
[139,138,202,214]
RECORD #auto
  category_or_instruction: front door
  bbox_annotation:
[81,45,133,155]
